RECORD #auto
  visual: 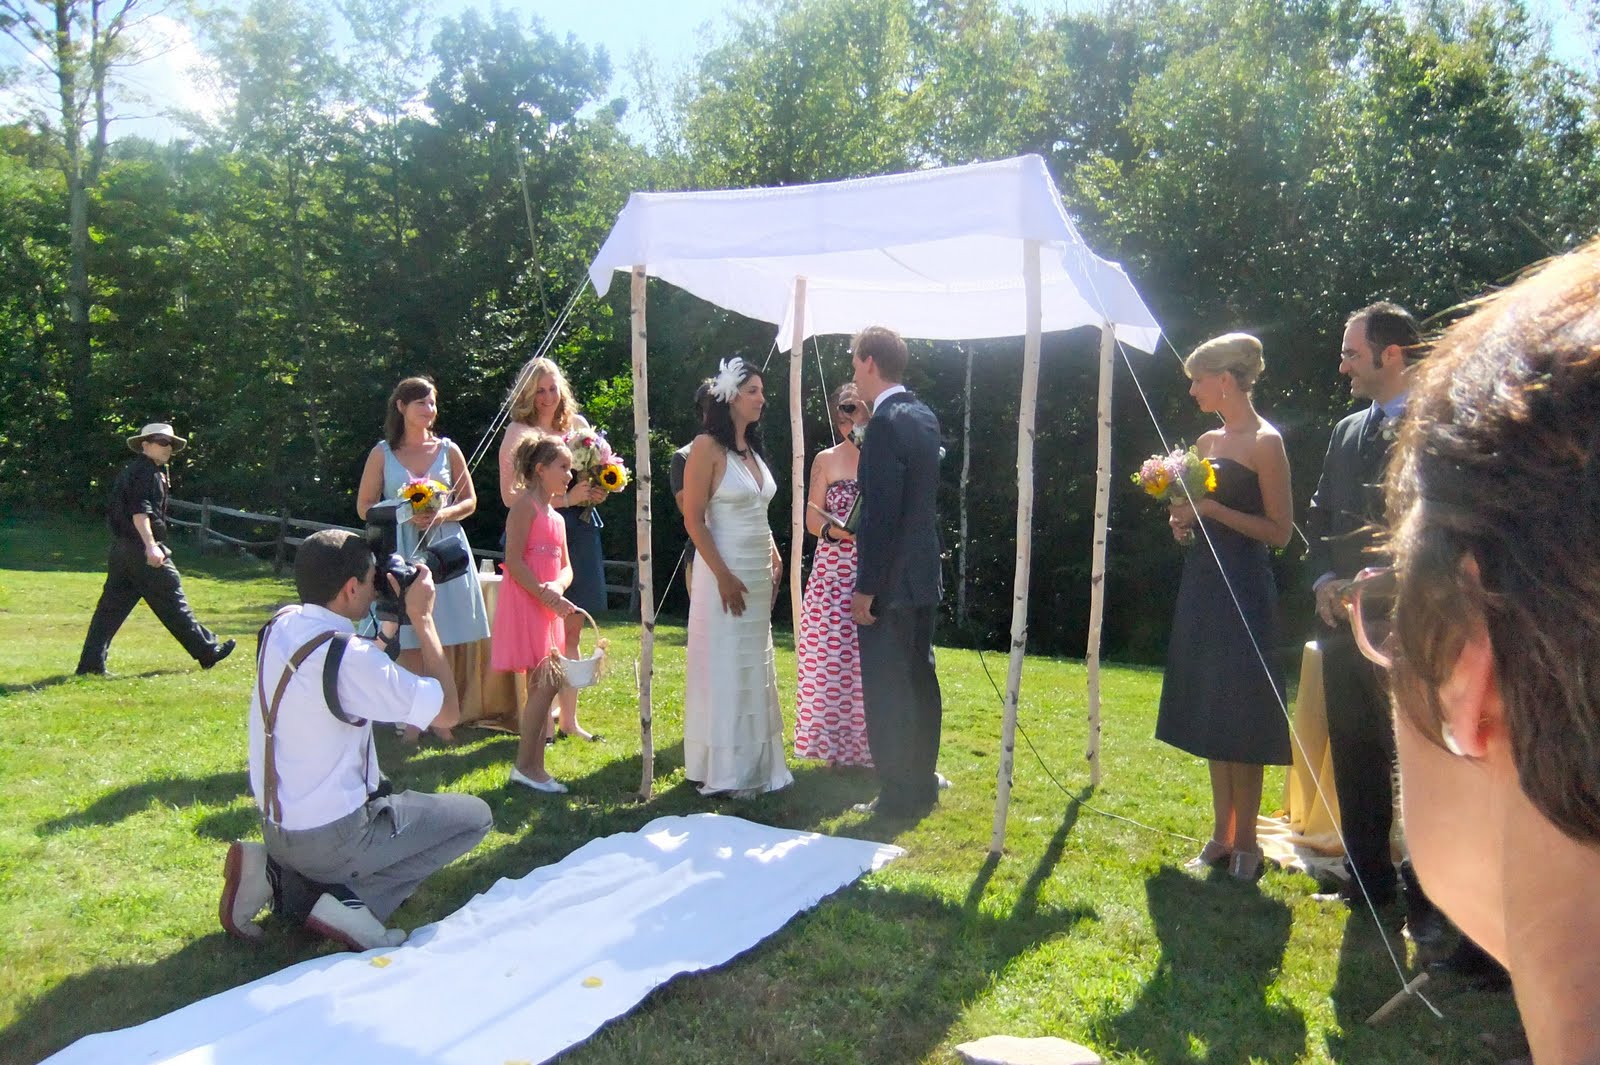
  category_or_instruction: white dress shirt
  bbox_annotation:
[248,604,443,830]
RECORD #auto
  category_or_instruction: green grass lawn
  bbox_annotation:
[0,516,1521,1064]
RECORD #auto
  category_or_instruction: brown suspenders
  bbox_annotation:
[255,608,377,828]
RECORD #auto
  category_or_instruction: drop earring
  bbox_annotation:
[1442,722,1467,758]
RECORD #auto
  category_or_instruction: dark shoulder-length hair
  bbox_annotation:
[703,360,765,459]
[384,376,436,449]
[1386,238,1600,844]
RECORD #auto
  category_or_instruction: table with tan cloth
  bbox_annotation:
[446,573,525,731]
[1256,641,1347,876]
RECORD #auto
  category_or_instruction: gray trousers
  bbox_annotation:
[262,790,492,921]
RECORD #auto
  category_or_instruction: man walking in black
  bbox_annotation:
[75,422,235,675]
[849,326,945,818]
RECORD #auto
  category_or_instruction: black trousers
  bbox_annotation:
[77,538,222,673]
[859,604,943,814]
[1318,623,1399,894]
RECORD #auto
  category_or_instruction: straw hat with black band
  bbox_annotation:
[127,423,188,454]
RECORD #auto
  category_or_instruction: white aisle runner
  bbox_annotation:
[47,814,903,1065]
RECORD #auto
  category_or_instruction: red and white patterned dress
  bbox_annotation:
[794,479,872,767]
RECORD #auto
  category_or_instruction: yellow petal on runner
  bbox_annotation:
[370,956,393,968]
[582,976,603,988]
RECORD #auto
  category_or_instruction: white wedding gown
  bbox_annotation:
[684,452,794,796]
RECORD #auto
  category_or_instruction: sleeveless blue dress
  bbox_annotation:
[377,439,490,650]
[1155,458,1290,765]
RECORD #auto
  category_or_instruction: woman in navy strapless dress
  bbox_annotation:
[1156,334,1295,881]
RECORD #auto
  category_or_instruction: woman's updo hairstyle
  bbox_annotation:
[1184,332,1264,392]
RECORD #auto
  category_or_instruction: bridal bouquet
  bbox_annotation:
[564,428,632,492]
[398,476,450,513]
[1131,445,1217,505]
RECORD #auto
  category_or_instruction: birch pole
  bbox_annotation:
[958,343,972,628]
[990,239,1043,855]
[788,277,808,636]
[630,266,658,799]
[1085,321,1115,786]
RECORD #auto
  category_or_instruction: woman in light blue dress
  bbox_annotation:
[356,377,490,661]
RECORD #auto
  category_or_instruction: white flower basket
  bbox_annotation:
[535,610,608,690]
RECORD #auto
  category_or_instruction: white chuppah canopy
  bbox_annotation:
[587,155,1161,851]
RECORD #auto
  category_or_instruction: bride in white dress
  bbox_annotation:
[680,358,794,797]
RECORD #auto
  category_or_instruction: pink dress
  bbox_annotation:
[491,503,567,673]
[794,479,872,767]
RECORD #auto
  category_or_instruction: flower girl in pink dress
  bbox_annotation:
[492,437,578,793]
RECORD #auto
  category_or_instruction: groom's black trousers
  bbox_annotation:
[859,604,943,813]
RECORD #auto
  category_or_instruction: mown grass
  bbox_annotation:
[0,515,1521,1064]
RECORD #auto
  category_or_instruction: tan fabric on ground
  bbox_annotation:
[451,574,523,731]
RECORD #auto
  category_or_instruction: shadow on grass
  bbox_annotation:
[37,769,250,837]
[1320,903,1521,1064]
[3,667,208,696]
[563,791,1096,1065]
[0,923,360,1065]
[1100,866,1308,1063]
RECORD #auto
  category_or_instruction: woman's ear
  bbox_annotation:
[1437,627,1499,759]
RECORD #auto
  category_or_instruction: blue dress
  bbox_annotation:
[1155,458,1290,765]
[561,506,607,614]
[378,439,491,649]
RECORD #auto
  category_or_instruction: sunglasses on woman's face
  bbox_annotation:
[1342,565,1398,669]
[148,437,174,447]
[837,402,859,415]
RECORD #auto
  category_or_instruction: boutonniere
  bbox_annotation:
[1380,418,1398,442]
[849,424,867,447]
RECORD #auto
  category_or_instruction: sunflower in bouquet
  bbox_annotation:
[1132,445,1217,543]
[398,476,450,514]
[563,428,632,494]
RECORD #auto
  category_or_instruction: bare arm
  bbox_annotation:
[499,423,534,508]
[804,450,833,537]
[683,435,748,615]
[356,446,386,520]
[401,570,460,730]
[503,497,540,596]
[435,441,477,523]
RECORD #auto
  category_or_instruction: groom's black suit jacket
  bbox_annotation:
[1305,400,1402,888]
[855,390,943,609]
[1305,403,1390,583]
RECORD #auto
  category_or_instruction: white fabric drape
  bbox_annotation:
[46,815,902,1065]
[588,155,1160,352]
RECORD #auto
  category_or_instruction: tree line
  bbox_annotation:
[1,0,1596,660]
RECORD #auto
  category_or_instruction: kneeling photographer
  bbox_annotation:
[219,529,492,952]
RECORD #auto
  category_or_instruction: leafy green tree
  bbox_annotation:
[1,0,151,485]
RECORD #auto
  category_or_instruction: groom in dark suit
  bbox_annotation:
[849,326,945,818]
[1306,302,1427,909]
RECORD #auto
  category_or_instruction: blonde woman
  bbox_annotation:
[1157,334,1294,881]
[498,357,607,741]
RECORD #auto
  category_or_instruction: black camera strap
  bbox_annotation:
[255,612,376,826]
[320,634,368,727]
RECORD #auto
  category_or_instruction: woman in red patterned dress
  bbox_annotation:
[795,384,873,767]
